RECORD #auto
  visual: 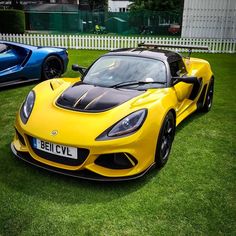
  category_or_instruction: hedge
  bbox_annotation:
[0,9,25,34]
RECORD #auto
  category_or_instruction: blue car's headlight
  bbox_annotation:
[96,109,147,140]
[20,90,35,124]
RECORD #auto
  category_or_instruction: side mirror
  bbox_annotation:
[72,64,87,76]
[172,76,198,85]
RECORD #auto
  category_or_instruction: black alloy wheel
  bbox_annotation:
[42,55,63,80]
[202,78,214,112]
[155,111,175,168]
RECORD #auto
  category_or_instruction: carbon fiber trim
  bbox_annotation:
[15,128,26,146]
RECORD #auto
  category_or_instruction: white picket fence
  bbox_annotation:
[0,34,235,53]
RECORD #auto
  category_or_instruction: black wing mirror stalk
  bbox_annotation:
[173,76,198,85]
[72,64,87,76]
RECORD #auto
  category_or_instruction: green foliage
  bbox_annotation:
[0,9,25,34]
[82,0,108,11]
[0,51,235,235]
[10,0,23,10]
[130,0,184,12]
[128,10,181,34]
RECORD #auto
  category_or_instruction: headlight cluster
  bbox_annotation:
[96,109,147,140]
[20,90,35,124]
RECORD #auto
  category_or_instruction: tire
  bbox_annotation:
[41,55,63,80]
[155,111,175,168]
[202,78,214,112]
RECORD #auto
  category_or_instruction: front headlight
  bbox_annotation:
[20,90,35,124]
[96,109,147,140]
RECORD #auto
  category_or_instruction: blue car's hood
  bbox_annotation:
[0,40,66,52]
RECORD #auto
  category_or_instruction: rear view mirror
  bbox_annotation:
[72,64,87,76]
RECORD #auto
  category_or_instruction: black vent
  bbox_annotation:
[95,153,137,169]
[15,128,26,146]
[27,136,89,166]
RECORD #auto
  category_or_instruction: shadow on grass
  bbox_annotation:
[175,111,207,133]
[0,143,157,205]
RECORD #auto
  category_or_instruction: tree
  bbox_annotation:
[129,0,184,35]
[10,0,48,9]
[11,0,22,9]
[130,0,184,12]
[84,0,107,11]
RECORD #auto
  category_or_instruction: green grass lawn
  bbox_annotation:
[0,50,235,236]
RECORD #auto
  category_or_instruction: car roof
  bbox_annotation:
[105,48,183,64]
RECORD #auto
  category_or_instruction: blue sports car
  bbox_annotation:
[0,41,69,87]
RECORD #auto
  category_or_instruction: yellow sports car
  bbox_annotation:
[11,44,214,181]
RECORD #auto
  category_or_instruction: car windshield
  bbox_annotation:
[83,56,167,89]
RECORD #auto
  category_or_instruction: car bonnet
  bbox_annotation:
[56,82,145,112]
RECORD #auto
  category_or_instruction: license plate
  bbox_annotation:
[32,138,78,159]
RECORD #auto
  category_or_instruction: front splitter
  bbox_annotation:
[11,143,155,182]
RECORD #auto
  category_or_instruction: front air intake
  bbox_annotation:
[15,128,26,146]
[95,153,137,169]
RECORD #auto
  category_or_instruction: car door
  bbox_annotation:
[170,59,194,115]
[0,43,19,71]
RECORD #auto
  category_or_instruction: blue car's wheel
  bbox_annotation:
[155,111,175,168]
[42,55,63,80]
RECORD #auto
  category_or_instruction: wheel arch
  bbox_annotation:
[40,53,64,79]
[157,107,176,130]
[152,107,176,152]
[204,75,215,103]
[169,108,176,126]
[154,108,176,168]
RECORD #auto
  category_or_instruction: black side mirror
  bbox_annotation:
[72,64,87,76]
[172,76,198,85]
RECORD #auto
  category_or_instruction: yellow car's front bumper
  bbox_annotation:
[12,121,157,181]
[11,143,155,181]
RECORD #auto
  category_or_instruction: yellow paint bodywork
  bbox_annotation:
[12,57,213,179]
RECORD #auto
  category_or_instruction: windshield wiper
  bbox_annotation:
[111,80,166,88]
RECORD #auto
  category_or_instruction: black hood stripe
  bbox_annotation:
[56,83,144,112]
[73,90,89,108]
[84,91,108,110]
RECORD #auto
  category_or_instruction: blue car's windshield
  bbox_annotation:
[83,56,167,89]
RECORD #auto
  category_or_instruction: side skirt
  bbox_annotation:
[0,78,40,88]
